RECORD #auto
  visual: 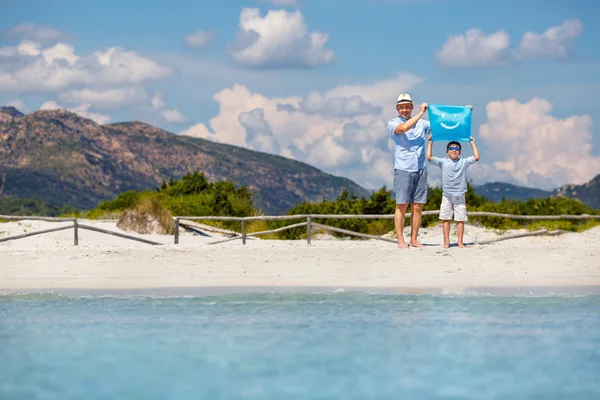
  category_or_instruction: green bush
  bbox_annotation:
[97,190,142,211]
[0,196,75,217]
[159,171,209,197]
[468,196,598,232]
[266,182,599,239]
[46,170,598,239]
[76,171,256,231]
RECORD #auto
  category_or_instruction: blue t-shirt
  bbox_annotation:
[429,156,477,196]
[388,117,431,172]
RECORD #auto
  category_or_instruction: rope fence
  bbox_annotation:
[0,215,162,246]
[1,212,598,246]
[174,212,600,245]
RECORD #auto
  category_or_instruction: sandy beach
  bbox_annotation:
[1,219,599,295]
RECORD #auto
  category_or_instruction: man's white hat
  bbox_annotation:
[396,93,412,104]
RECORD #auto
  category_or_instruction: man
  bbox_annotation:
[388,93,430,248]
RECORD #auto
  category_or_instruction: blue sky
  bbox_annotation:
[1,0,599,191]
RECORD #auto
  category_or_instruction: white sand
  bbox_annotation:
[1,219,599,294]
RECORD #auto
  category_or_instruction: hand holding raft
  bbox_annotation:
[427,104,473,142]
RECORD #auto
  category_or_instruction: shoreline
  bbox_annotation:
[3,285,600,297]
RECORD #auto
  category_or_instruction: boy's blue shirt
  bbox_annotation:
[429,155,477,196]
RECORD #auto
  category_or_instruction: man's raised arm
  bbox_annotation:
[394,103,428,134]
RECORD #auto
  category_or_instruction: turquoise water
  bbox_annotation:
[1,293,599,399]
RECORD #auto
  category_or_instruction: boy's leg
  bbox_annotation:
[442,220,451,248]
[439,194,453,247]
[453,195,468,248]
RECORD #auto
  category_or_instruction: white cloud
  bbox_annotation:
[478,97,599,189]
[323,72,424,108]
[178,74,598,191]
[184,30,215,50]
[42,42,79,65]
[92,47,171,85]
[437,19,584,68]
[161,109,187,123]
[0,27,181,127]
[3,23,70,43]
[228,8,335,68]
[40,100,62,110]
[517,19,583,60]
[299,93,382,118]
[151,93,187,124]
[180,72,421,189]
[0,40,43,58]
[40,100,111,125]
[17,40,42,57]
[70,104,112,125]
[58,87,147,109]
[3,99,29,113]
[0,41,171,93]
[151,93,166,109]
[436,28,511,68]
[238,108,280,153]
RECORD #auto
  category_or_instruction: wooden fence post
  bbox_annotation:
[74,218,78,246]
[241,219,246,245]
[307,216,312,245]
[174,218,179,245]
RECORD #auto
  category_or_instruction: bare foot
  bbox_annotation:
[442,243,449,248]
[458,242,466,248]
[410,241,424,248]
[398,242,409,249]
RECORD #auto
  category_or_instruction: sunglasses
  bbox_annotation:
[447,146,461,151]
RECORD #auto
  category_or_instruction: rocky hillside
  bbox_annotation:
[556,174,600,209]
[0,106,24,120]
[0,107,370,214]
[474,182,554,202]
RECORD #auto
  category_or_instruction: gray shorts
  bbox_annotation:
[393,168,428,204]
[440,194,468,221]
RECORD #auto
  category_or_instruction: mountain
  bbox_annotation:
[556,174,600,209]
[0,106,24,120]
[0,108,371,214]
[474,182,554,202]
[475,176,600,210]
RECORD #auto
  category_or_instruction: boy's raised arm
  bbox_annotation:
[426,134,434,160]
[470,136,480,161]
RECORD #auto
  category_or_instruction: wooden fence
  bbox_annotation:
[1,212,598,246]
[174,211,600,246]
[0,215,162,246]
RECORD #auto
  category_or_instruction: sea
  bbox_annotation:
[1,291,599,399]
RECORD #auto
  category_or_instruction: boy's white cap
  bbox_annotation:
[396,93,412,104]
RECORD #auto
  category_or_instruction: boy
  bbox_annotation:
[426,135,480,248]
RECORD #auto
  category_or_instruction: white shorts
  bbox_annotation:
[439,194,468,222]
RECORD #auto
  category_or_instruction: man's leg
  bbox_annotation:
[395,203,409,248]
[393,169,411,249]
[457,221,465,248]
[410,203,424,247]
[442,220,451,248]
[410,168,428,248]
